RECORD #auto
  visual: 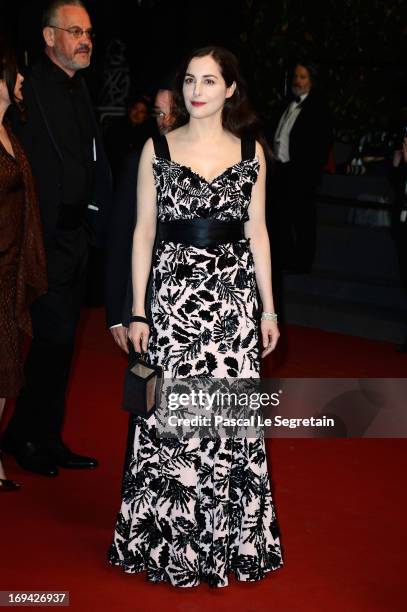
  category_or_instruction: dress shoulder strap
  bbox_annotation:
[241,137,256,161]
[152,135,171,160]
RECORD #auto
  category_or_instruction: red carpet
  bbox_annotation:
[1,308,406,611]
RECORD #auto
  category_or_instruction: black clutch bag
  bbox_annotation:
[122,343,163,417]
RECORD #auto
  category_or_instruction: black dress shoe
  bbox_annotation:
[0,450,21,491]
[0,478,21,492]
[1,439,59,477]
[45,440,98,470]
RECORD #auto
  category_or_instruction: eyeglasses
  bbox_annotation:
[150,108,172,120]
[48,25,95,40]
[151,109,169,119]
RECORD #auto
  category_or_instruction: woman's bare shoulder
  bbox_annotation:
[138,138,156,169]
[255,140,267,162]
[141,137,155,155]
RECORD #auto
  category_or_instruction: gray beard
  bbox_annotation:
[291,85,303,97]
[54,48,91,72]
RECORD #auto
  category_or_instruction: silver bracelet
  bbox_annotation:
[261,311,278,322]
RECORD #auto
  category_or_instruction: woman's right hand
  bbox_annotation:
[128,322,150,353]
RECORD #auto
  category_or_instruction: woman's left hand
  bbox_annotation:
[261,319,280,357]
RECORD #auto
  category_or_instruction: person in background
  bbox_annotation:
[106,85,176,353]
[104,95,153,184]
[390,134,407,352]
[270,60,332,274]
[2,0,112,477]
[0,38,47,491]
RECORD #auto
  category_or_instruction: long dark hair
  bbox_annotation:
[172,46,268,151]
[0,37,20,107]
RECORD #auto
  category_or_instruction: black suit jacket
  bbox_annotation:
[105,151,140,328]
[105,148,157,328]
[13,56,112,247]
[272,90,332,185]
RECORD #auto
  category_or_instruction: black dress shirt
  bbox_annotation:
[41,56,95,206]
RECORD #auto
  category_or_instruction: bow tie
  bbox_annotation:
[293,96,301,104]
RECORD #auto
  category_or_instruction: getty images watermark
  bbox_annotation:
[152,377,407,439]
[165,385,334,428]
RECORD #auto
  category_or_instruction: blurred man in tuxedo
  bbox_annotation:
[2,0,112,476]
[105,86,175,352]
[270,61,332,275]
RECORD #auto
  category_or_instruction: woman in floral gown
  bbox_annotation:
[109,46,284,587]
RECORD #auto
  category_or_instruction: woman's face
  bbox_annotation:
[14,72,24,102]
[182,54,235,119]
[0,71,24,106]
[128,101,148,126]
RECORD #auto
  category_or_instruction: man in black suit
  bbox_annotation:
[105,86,174,482]
[3,0,112,476]
[390,136,407,352]
[106,87,175,352]
[270,61,332,274]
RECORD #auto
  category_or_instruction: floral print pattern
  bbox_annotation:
[108,140,283,587]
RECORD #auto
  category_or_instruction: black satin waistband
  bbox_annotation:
[158,219,245,248]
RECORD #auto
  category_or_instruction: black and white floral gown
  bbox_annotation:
[108,136,283,587]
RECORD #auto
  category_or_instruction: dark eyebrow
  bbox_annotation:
[184,73,218,79]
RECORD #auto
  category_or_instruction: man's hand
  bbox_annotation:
[110,325,129,353]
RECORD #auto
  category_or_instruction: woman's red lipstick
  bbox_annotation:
[191,101,206,106]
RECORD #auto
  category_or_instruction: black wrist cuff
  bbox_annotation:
[130,315,150,326]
